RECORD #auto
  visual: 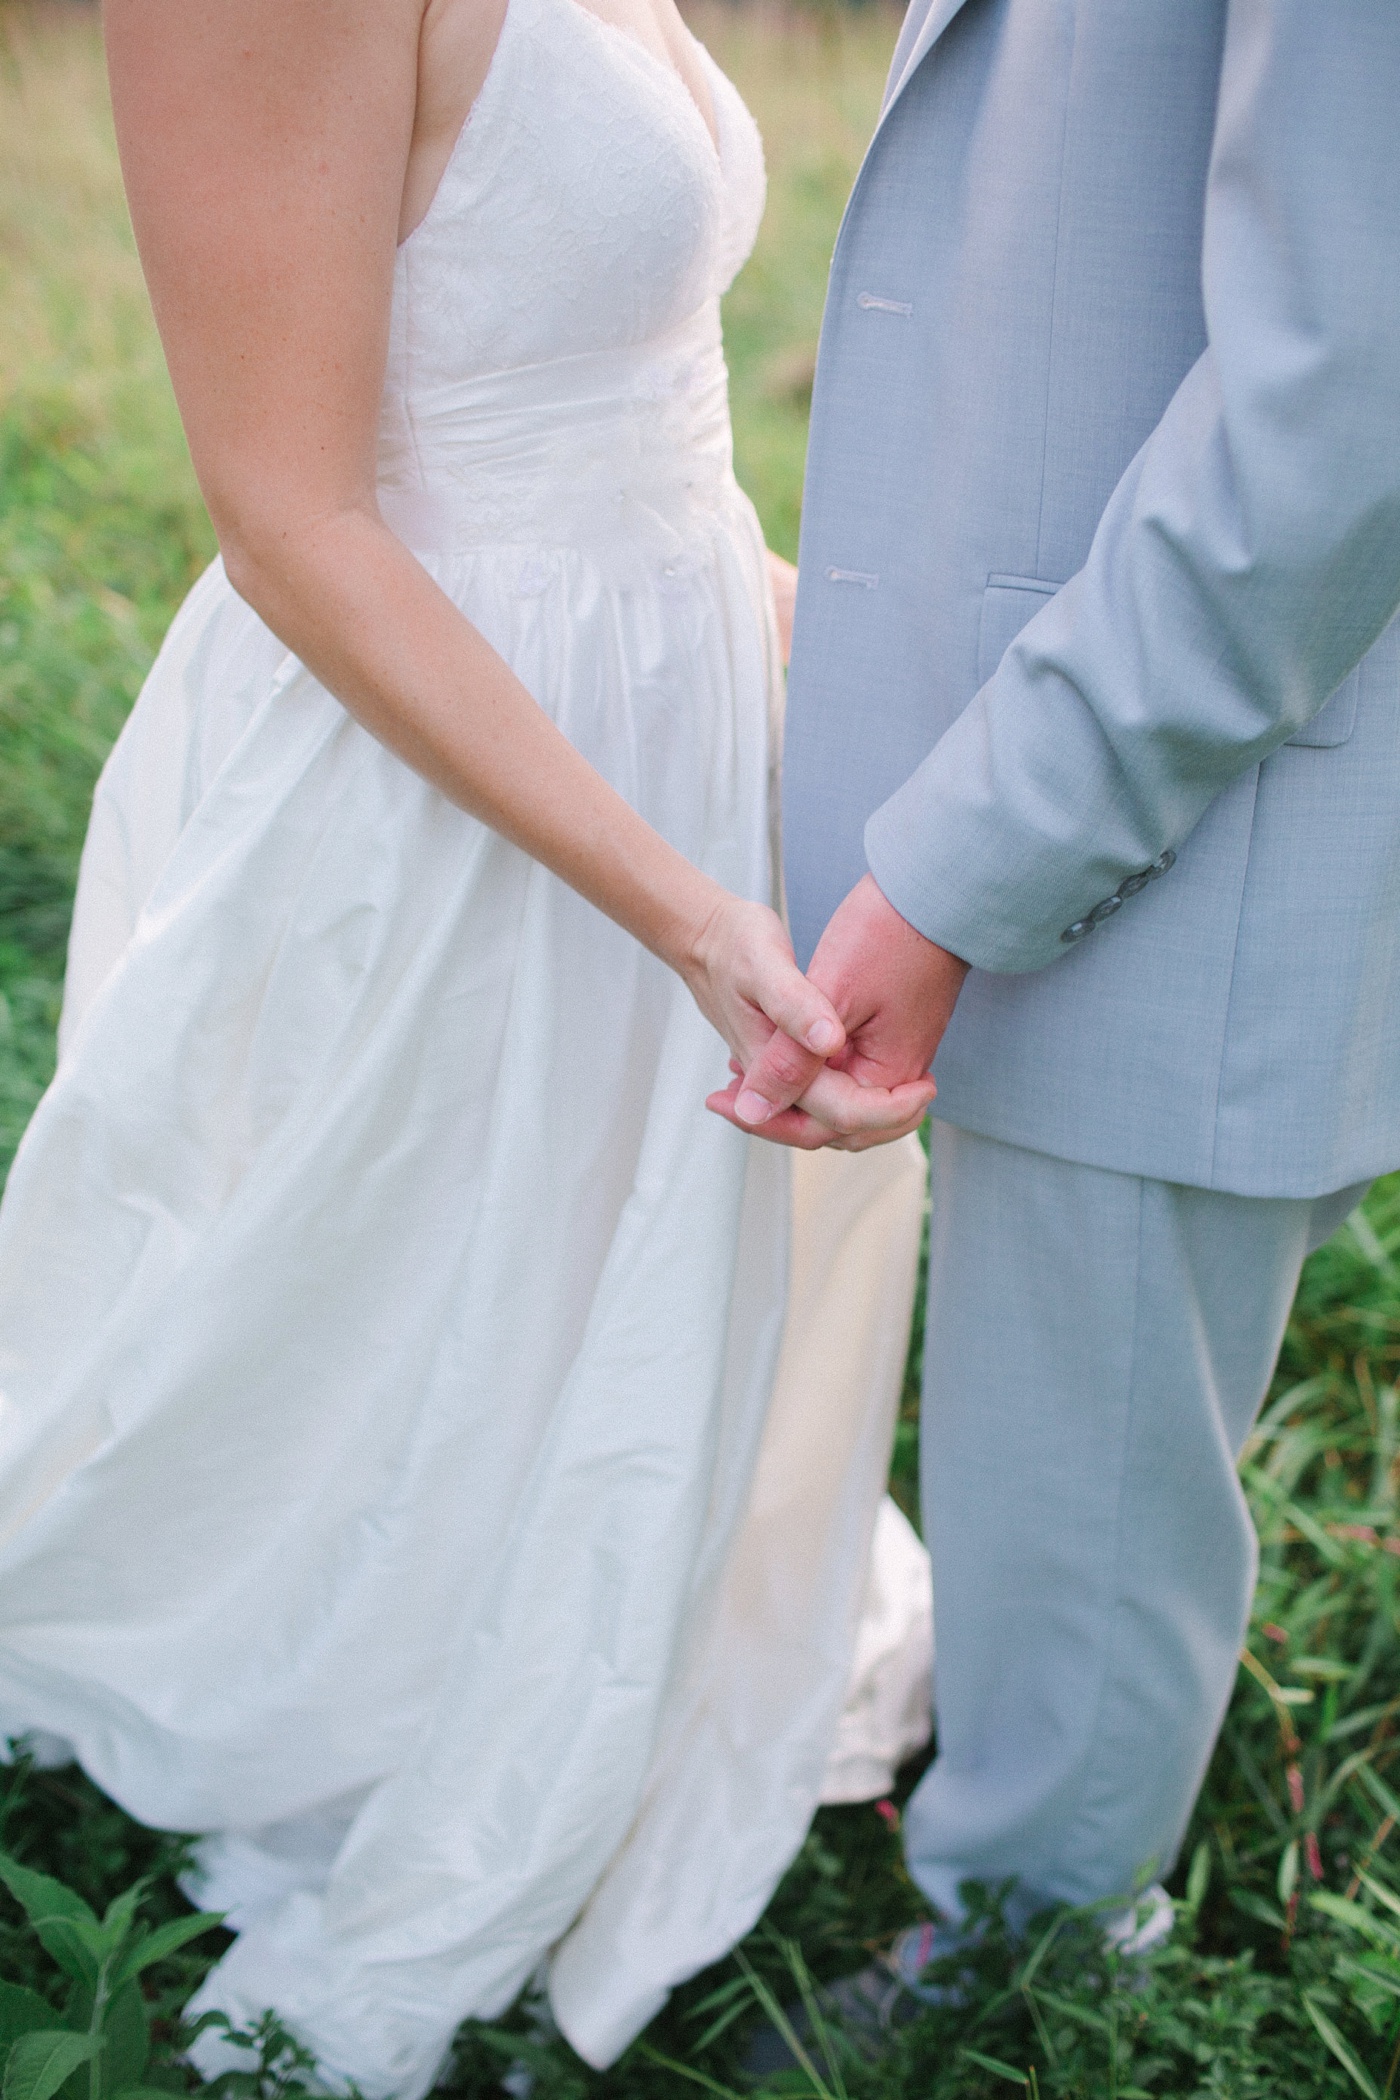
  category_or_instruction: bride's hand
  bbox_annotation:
[680,894,845,1079]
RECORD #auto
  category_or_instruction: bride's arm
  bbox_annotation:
[102,0,901,1096]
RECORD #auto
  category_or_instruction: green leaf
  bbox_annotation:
[1302,1993,1381,2099]
[0,1858,98,1938]
[1278,1839,1300,1905]
[1357,1765,1400,1832]
[1229,1887,1286,1930]
[105,1984,149,2096]
[958,2048,1030,2086]
[1312,1891,1400,1952]
[0,1991,65,2054]
[1357,1869,1400,1927]
[0,1859,95,1938]
[3,2032,101,2100]
[109,1910,223,1991]
[27,1921,100,1990]
[1185,1841,1211,1912]
[0,1857,104,1985]
[110,2091,196,2100]
[99,1885,144,1950]
[1339,1953,1400,2006]
[58,1977,150,2100]
[1024,1988,1111,2037]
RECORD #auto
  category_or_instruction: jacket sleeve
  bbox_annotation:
[863,0,1400,974]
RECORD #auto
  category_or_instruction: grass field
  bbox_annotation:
[3,4,1400,2094]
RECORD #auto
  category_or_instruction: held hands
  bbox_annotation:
[706,873,969,1151]
[683,548,963,1150]
[679,893,848,1083]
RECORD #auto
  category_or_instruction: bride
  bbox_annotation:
[0,0,934,2087]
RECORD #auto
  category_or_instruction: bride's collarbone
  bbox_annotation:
[400,0,718,240]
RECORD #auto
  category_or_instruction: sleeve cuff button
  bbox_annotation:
[1061,849,1176,945]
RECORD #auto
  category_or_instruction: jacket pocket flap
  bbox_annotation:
[1285,667,1359,748]
[977,576,1059,687]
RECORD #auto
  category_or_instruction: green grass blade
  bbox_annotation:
[732,1951,835,2100]
[778,1936,849,2100]
[633,2044,745,2100]
[958,2048,1030,2086]
[1303,1994,1382,2100]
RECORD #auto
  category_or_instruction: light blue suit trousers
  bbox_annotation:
[782,0,1400,1919]
[910,1127,1363,1922]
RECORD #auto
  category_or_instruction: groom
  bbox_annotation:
[717,0,1400,1995]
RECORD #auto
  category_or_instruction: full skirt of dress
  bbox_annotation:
[0,510,928,2092]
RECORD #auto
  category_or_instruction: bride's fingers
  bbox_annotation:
[827,1106,934,1153]
[794,1063,938,1137]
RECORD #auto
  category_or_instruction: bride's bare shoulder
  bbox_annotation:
[103,0,430,242]
[100,0,435,560]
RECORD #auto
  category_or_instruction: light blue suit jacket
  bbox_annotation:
[783,0,1400,1197]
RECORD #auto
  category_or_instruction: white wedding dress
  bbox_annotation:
[0,2,931,2091]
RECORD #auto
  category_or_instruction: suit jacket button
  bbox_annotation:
[1061,919,1093,942]
[1148,849,1176,877]
[1089,895,1123,925]
[1118,871,1150,898]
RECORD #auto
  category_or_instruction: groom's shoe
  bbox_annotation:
[739,1917,980,2080]
[739,1885,1175,2079]
[1100,1881,1177,1962]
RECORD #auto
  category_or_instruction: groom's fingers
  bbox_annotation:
[705,1079,839,1148]
[706,1067,937,1146]
[730,1027,828,1127]
[731,1019,836,1126]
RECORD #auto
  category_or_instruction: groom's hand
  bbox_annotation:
[706,874,968,1149]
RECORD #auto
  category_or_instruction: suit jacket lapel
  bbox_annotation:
[880,0,973,120]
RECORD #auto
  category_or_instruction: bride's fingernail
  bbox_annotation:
[735,1090,774,1125]
[805,1019,841,1054]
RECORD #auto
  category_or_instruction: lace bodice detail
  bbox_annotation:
[377,0,765,571]
[391,0,763,384]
